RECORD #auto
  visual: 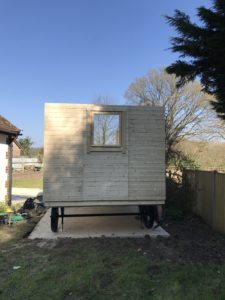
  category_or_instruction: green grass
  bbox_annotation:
[12,178,43,189]
[1,223,225,300]
[1,242,225,300]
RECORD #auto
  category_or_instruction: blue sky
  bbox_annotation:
[0,0,211,146]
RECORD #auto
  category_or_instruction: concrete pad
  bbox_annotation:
[29,206,169,239]
[12,188,43,197]
[12,188,43,205]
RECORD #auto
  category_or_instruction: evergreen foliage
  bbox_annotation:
[166,0,225,119]
[19,136,34,156]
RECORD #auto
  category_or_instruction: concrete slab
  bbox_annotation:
[12,188,43,198]
[12,188,43,205]
[29,206,169,239]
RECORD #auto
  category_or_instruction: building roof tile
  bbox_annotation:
[0,115,21,136]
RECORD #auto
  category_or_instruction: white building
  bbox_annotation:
[0,115,21,204]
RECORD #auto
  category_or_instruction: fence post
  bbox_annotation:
[211,171,217,229]
[183,169,187,212]
[194,169,198,214]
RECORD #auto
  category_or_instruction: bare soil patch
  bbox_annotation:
[144,215,225,263]
[13,169,43,180]
[39,214,225,264]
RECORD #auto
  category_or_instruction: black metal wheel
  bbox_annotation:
[139,205,156,229]
[51,207,59,232]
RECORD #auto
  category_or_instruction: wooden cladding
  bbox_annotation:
[44,104,165,207]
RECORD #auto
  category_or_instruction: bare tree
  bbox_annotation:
[125,68,225,164]
[92,95,119,145]
[93,113,120,145]
[93,95,114,106]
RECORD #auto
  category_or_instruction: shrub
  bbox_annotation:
[0,202,11,213]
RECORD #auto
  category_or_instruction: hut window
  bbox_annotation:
[92,112,121,146]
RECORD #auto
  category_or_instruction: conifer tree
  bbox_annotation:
[166,0,225,119]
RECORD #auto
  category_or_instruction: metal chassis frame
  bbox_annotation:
[50,205,160,232]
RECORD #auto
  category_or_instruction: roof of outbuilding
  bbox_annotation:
[0,115,21,136]
[13,138,23,149]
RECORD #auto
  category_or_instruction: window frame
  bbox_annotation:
[87,108,126,153]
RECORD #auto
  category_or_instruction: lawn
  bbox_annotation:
[12,178,43,189]
[1,216,225,299]
[12,170,43,189]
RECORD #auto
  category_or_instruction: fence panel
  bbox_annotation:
[214,173,225,233]
[184,170,225,234]
[196,171,214,225]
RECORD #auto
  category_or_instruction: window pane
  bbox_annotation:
[93,113,120,145]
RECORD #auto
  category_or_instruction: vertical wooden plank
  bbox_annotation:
[122,111,127,154]
[211,171,216,229]
[214,173,225,233]
[186,170,225,235]
[193,171,213,226]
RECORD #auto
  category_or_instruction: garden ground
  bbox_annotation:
[1,213,225,300]
[12,170,43,189]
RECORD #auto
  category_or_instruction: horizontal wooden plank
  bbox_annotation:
[83,182,128,189]
[128,130,164,135]
[82,196,129,201]
[45,122,84,129]
[83,164,128,170]
[45,109,84,115]
[84,158,128,165]
[45,119,84,125]
[83,173,128,179]
[84,159,128,165]
[128,152,165,157]
[44,145,84,152]
[46,109,84,114]
[45,125,85,132]
[46,104,128,111]
[129,181,165,187]
[44,130,87,137]
[129,185,165,192]
[44,200,165,207]
[44,177,83,184]
[83,177,128,182]
[128,142,165,147]
[129,188,165,194]
[128,131,164,137]
[82,188,128,194]
[45,140,84,147]
[45,103,163,109]
[129,162,165,167]
[44,159,84,166]
[44,148,84,155]
[83,168,128,174]
[44,175,83,180]
[128,108,164,113]
[44,190,82,198]
[44,169,82,177]
[44,181,82,189]
[128,118,164,122]
[128,159,164,164]
[128,176,165,181]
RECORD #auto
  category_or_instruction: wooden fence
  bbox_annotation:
[184,170,225,234]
